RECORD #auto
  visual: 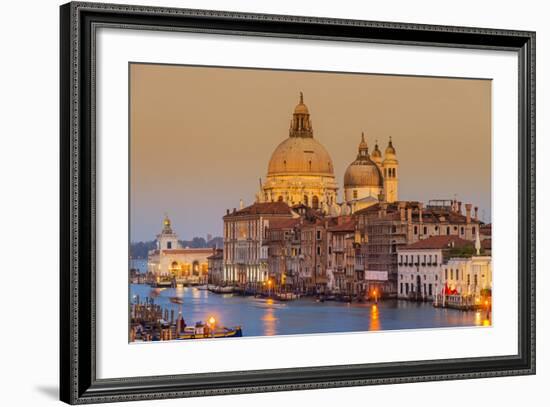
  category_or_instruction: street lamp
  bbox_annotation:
[207,316,216,338]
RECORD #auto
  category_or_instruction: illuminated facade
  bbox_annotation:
[257,93,338,211]
[147,215,213,284]
[257,93,399,215]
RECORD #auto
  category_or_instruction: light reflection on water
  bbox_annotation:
[130,284,490,338]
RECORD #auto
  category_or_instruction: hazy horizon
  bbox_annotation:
[130,63,491,242]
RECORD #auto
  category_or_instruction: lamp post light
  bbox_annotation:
[207,316,216,338]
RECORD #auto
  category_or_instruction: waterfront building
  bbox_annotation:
[397,235,473,301]
[440,255,492,306]
[147,215,214,284]
[222,201,298,289]
[264,218,301,291]
[355,199,483,297]
[326,216,360,296]
[207,248,224,286]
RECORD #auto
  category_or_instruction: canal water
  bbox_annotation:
[131,284,490,338]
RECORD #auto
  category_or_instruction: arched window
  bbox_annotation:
[277,196,284,202]
[312,195,319,209]
[167,241,172,249]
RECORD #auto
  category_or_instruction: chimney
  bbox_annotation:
[418,203,423,223]
[239,199,244,210]
[458,201,462,214]
[233,208,236,214]
[474,206,478,221]
[226,209,230,215]
[398,202,406,222]
[465,203,472,224]
[407,207,412,223]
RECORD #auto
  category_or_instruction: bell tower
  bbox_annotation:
[382,137,399,203]
[156,214,179,251]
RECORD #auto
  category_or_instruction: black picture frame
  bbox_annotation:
[60,1,536,404]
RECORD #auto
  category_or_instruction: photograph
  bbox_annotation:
[128,63,493,342]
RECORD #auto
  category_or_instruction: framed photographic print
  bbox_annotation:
[60,1,536,404]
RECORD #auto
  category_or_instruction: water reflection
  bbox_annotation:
[369,304,380,331]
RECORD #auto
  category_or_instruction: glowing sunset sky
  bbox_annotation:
[130,63,491,241]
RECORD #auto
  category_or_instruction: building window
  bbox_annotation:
[328,246,332,255]
[445,269,448,280]
[474,274,478,286]
[405,283,409,294]
[316,230,321,240]
[353,190,358,199]
[303,195,308,206]
[277,196,283,202]
[472,226,476,235]
[317,246,321,255]
[312,195,319,209]
[434,255,438,265]
[460,226,465,235]
[446,226,450,235]
[167,241,172,249]
[400,283,403,294]
[429,284,433,296]
[467,274,471,285]
[414,226,418,234]
[423,226,427,235]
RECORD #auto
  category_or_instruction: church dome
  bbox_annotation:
[267,137,334,175]
[267,92,335,176]
[344,159,383,188]
[344,133,383,188]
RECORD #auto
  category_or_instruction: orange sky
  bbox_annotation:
[130,63,491,241]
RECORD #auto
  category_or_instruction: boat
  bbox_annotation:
[169,296,183,304]
[177,322,242,339]
[275,292,299,301]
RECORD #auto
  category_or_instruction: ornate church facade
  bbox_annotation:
[257,93,399,213]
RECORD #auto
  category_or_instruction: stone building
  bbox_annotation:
[355,199,482,297]
[147,215,213,285]
[207,248,224,286]
[326,216,360,296]
[257,93,338,210]
[397,235,473,301]
[222,201,298,290]
[256,93,398,214]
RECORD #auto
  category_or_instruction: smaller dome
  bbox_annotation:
[344,161,383,188]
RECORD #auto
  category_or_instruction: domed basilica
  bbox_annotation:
[257,93,399,214]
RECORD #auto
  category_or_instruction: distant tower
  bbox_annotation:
[382,137,399,203]
[156,214,179,251]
